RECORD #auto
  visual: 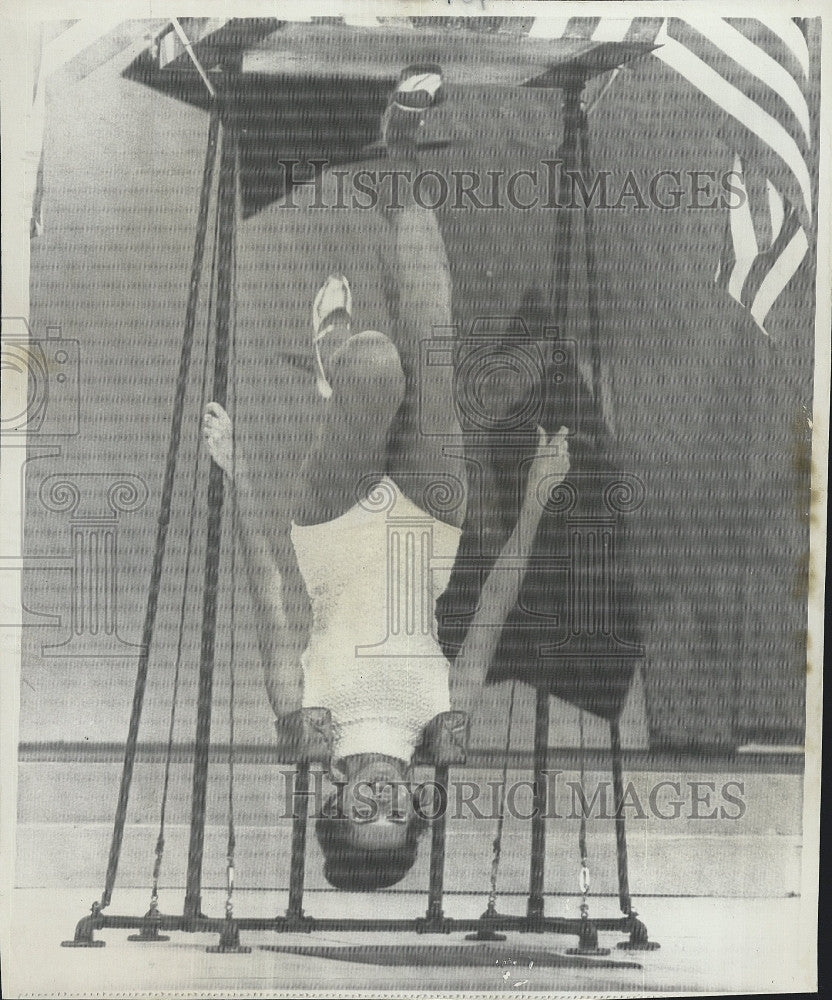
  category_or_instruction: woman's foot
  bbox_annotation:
[380,63,444,158]
[202,401,235,477]
[312,273,353,398]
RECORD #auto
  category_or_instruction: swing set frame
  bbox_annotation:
[62,716,654,954]
[62,40,660,959]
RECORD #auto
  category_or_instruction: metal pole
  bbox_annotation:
[609,717,632,915]
[425,764,450,924]
[184,113,237,920]
[526,687,550,921]
[578,102,600,404]
[286,764,310,920]
[100,107,220,910]
[549,76,583,328]
[577,90,613,442]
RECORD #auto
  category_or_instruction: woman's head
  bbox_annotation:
[315,754,429,890]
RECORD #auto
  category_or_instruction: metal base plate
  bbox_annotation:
[618,940,661,951]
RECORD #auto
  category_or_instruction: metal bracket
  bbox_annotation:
[61,902,105,948]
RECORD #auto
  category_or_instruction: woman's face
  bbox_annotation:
[340,754,414,851]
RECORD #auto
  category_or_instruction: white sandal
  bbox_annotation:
[312,273,352,398]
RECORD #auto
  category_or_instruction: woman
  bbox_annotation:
[202,66,570,889]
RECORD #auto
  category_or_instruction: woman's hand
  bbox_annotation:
[451,423,571,710]
[525,425,570,503]
[202,401,235,478]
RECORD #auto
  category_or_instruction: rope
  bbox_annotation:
[223,141,240,920]
[101,105,220,909]
[184,117,237,917]
[149,169,222,911]
[484,680,517,914]
[585,68,621,117]
[170,19,216,98]
[577,103,613,445]
[578,708,590,906]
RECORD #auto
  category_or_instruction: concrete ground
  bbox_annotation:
[9,761,811,995]
[6,886,811,997]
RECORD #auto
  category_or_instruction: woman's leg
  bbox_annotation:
[381,176,468,529]
[293,328,407,525]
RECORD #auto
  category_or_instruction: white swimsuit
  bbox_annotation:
[291,477,462,763]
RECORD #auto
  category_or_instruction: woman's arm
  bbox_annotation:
[203,402,305,716]
[449,425,570,712]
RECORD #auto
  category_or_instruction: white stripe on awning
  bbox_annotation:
[527,18,571,39]
[342,15,382,27]
[590,19,634,43]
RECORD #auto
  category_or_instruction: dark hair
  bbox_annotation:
[315,789,429,891]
